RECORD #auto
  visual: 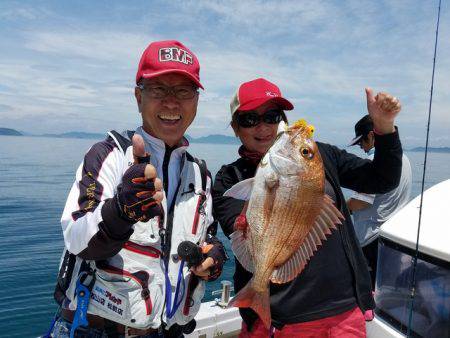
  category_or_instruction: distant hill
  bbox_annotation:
[409,147,450,153]
[190,134,239,144]
[0,128,22,136]
[40,132,105,139]
[0,128,239,144]
[37,132,238,143]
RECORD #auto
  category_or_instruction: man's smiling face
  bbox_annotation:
[135,73,199,146]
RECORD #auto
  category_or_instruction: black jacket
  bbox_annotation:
[212,130,402,327]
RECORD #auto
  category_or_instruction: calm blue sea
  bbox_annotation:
[0,135,449,337]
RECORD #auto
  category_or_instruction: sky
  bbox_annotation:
[0,0,448,147]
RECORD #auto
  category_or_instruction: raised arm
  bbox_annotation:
[330,88,403,193]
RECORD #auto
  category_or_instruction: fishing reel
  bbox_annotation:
[177,241,204,268]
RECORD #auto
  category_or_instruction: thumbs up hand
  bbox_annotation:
[116,134,163,223]
[366,87,401,135]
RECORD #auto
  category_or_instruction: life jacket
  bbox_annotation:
[54,130,212,329]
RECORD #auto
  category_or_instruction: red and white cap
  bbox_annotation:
[136,40,203,89]
[230,78,294,116]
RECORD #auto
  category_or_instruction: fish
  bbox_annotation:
[224,120,344,328]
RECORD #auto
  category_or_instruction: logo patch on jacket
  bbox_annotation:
[91,285,127,317]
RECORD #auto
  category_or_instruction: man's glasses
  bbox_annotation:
[235,109,283,128]
[138,83,198,100]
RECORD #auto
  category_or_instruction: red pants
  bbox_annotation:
[239,307,366,338]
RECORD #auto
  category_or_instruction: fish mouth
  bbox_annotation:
[268,133,303,176]
[269,153,301,176]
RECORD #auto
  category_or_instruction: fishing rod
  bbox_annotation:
[406,0,442,336]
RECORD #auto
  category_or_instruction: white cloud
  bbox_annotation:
[0,4,52,21]
[0,0,448,147]
[24,31,151,64]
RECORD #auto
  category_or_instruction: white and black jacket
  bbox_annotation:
[55,128,219,330]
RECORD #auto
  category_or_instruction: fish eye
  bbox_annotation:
[300,147,314,159]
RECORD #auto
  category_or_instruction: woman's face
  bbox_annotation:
[234,101,281,155]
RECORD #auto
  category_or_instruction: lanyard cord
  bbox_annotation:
[406,0,442,336]
[164,258,186,319]
[160,213,187,320]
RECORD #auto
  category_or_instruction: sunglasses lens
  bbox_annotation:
[263,109,282,124]
[236,109,283,128]
[237,112,260,128]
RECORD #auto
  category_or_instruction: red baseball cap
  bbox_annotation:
[230,78,294,116]
[136,40,203,89]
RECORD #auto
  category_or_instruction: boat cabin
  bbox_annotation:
[367,179,450,338]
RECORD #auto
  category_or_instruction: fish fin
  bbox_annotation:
[228,280,271,329]
[230,230,254,273]
[270,241,310,284]
[320,194,345,225]
[223,178,254,201]
[270,195,343,284]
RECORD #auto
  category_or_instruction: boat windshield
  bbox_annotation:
[375,238,450,338]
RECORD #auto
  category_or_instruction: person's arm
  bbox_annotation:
[347,198,371,212]
[61,136,162,261]
[347,190,375,213]
[61,139,132,260]
[191,174,228,281]
[334,89,403,194]
[212,165,245,238]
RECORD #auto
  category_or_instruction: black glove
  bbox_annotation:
[203,234,227,281]
[116,163,163,222]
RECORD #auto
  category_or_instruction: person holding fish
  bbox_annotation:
[212,78,402,337]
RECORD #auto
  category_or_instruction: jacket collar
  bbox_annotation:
[135,126,189,159]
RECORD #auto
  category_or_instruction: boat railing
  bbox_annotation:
[211,280,234,308]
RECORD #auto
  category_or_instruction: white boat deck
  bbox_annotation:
[186,300,241,338]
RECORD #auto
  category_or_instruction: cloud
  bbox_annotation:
[0,104,13,112]
[0,3,52,21]
[0,0,448,148]
[24,31,150,64]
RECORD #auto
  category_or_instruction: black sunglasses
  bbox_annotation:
[235,109,283,128]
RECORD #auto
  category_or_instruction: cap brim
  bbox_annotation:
[139,69,204,89]
[348,135,363,146]
[238,97,294,112]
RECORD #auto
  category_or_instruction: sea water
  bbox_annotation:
[0,135,448,337]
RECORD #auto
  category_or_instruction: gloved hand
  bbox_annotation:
[116,134,163,223]
[116,165,163,223]
[102,134,163,232]
[190,234,227,281]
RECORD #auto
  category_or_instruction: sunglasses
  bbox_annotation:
[235,109,283,128]
[138,83,198,100]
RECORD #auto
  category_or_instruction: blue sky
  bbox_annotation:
[0,0,448,147]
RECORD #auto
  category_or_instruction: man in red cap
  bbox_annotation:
[50,40,226,337]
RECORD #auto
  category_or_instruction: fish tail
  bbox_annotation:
[228,281,271,329]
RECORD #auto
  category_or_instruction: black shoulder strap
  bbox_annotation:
[109,130,134,153]
[186,153,208,192]
[197,158,208,192]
